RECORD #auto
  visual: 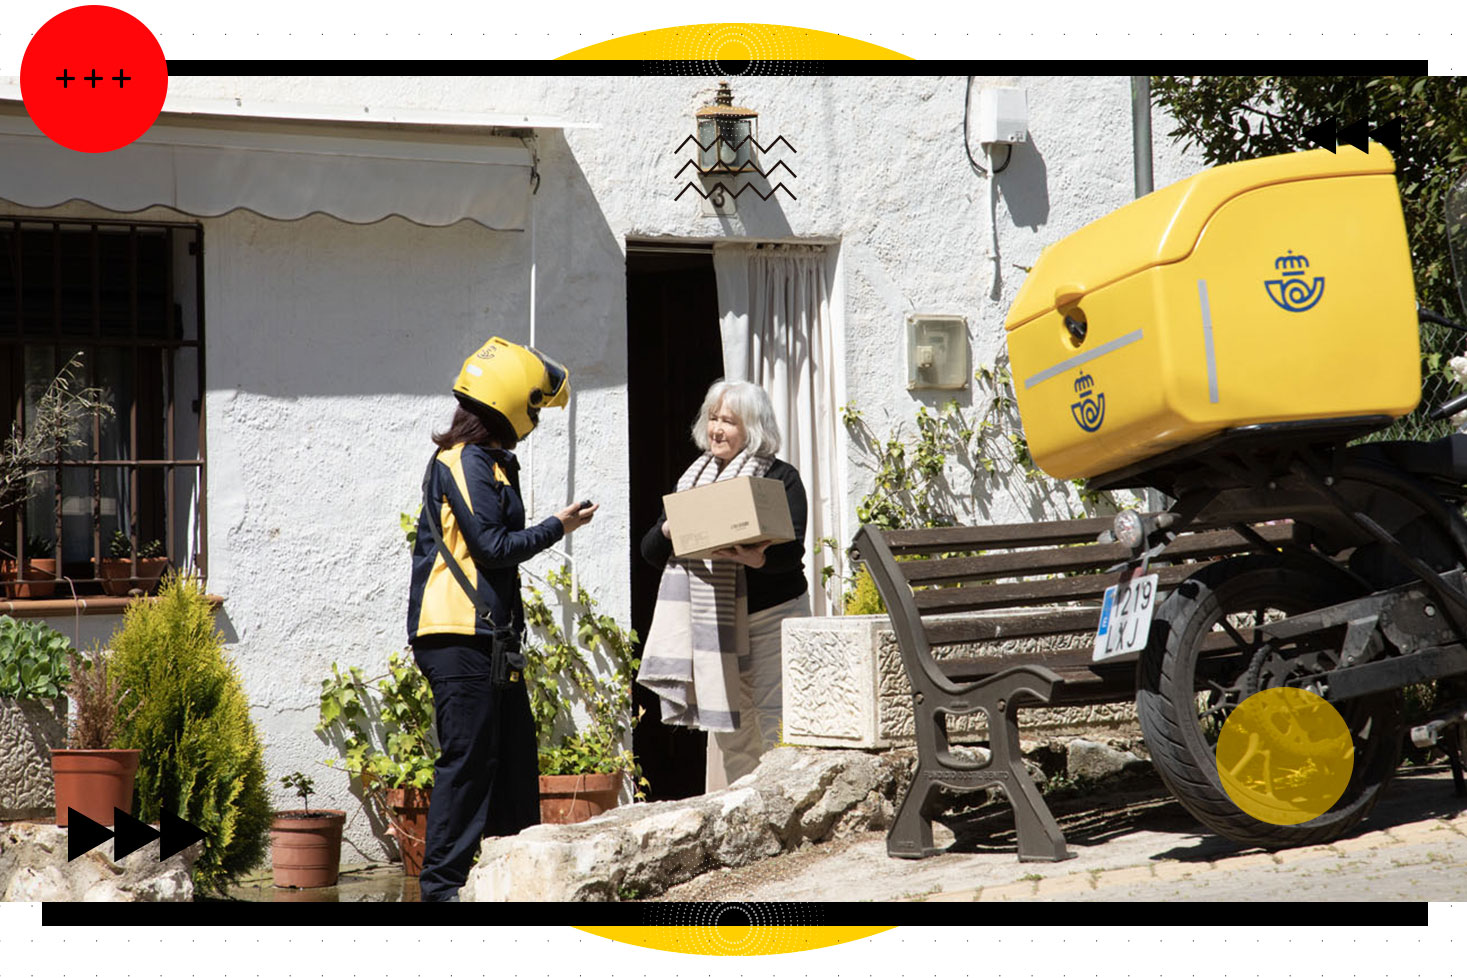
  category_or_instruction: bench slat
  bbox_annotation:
[923,608,1102,645]
[911,563,1200,613]
[901,524,1292,586]
[881,516,1122,555]
[925,612,1261,651]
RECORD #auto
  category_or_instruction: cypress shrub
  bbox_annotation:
[109,572,272,894]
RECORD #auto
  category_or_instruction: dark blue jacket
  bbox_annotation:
[406,443,563,642]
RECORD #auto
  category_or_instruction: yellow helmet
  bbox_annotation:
[453,337,570,438]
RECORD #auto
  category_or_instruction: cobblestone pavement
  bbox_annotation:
[655,765,1467,903]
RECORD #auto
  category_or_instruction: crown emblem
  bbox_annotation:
[1073,372,1095,395]
[1274,250,1311,275]
[1265,249,1325,312]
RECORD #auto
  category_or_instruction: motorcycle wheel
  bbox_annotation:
[1136,553,1403,848]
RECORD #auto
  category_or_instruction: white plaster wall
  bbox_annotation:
[9,75,1205,863]
[165,71,1203,556]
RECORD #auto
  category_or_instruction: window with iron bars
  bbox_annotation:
[1,217,206,600]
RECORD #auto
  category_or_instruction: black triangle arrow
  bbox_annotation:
[67,809,114,862]
[112,808,161,860]
[1370,118,1402,153]
[1339,118,1370,153]
[1303,117,1337,153]
[159,808,207,861]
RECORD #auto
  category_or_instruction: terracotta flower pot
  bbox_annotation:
[51,748,141,827]
[384,786,431,877]
[270,809,346,888]
[10,558,58,599]
[538,772,623,825]
[97,557,169,597]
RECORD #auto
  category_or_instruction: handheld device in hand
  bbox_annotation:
[578,500,594,513]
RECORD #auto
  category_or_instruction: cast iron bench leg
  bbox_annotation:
[887,767,941,859]
[992,691,1073,862]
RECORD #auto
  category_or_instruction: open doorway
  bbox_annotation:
[625,243,724,801]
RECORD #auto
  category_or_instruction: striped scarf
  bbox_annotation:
[635,449,774,732]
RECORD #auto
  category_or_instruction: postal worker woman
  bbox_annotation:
[406,337,596,902]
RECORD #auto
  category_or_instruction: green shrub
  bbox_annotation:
[843,565,887,616]
[109,572,272,895]
[0,616,72,700]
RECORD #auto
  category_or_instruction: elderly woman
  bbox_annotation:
[637,379,810,785]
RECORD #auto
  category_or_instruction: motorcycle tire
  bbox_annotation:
[1136,553,1403,849]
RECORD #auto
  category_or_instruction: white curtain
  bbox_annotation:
[712,243,841,617]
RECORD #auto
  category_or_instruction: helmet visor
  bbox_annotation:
[529,347,570,407]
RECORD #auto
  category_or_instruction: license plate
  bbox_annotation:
[1093,570,1160,662]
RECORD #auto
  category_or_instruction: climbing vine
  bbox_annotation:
[834,361,1129,609]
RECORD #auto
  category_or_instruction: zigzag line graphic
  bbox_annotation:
[672,134,798,156]
[673,182,798,202]
[673,158,798,180]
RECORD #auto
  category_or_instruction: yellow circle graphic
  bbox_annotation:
[558,23,911,62]
[576,924,892,957]
[1216,687,1354,825]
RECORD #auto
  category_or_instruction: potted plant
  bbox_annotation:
[0,616,71,820]
[5,534,59,599]
[317,648,436,876]
[98,530,170,596]
[524,565,647,824]
[269,772,346,889]
[107,571,273,896]
[50,643,140,827]
[1,354,112,599]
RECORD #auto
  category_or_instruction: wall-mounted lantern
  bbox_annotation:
[696,81,759,174]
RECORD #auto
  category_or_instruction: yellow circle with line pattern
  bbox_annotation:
[1216,687,1354,825]
[577,901,890,956]
[558,23,910,62]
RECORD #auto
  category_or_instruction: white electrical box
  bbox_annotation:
[977,87,1028,145]
[906,314,969,390]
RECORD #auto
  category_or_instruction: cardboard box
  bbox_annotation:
[663,476,796,560]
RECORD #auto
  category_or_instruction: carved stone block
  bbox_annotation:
[783,615,1138,749]
[0,698,67,820]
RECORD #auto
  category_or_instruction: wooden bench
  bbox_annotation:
[851,515,1293,862]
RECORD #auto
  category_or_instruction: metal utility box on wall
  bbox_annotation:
[907,314,969,390]
[977,87,1028,145]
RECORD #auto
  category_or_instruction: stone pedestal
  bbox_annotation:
[0,698,67,820]
[781,614,1138,749]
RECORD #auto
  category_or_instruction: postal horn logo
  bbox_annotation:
[1071,371,1105,432]
[1265,250,1325,312]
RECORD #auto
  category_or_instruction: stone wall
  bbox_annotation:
[784,614,1138,749]
[0,698,66,821]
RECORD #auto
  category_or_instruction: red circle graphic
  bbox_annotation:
[20,5,168,154]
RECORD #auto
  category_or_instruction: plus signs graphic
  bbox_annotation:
[20,6,168,153]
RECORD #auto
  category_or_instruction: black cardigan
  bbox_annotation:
[640,458,809,614]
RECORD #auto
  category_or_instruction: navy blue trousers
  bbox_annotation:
[412,638,540,902]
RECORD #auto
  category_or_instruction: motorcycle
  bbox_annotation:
[1092,169,1467,848]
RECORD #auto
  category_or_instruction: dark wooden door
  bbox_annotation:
[626,247,724,800]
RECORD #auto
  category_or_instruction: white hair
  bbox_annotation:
[690,379,781,457]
